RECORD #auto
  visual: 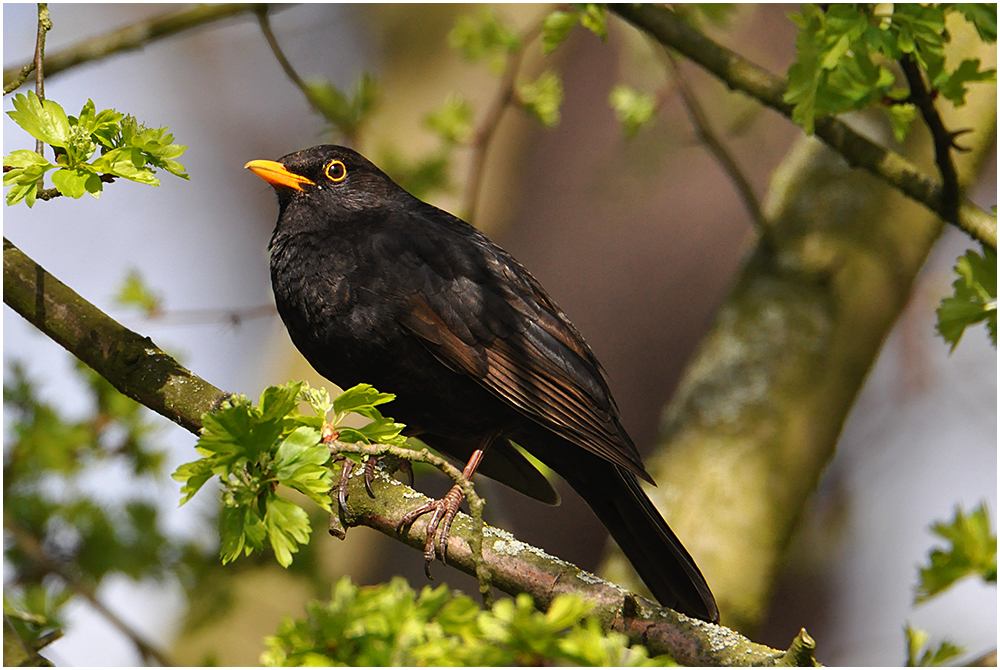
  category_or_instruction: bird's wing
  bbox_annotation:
[396,218,650,481]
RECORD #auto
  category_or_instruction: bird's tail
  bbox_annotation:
[565,464,719,623]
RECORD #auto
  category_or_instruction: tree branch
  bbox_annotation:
[334,461,813,665]
[3,237,815,665]
[662,47,765,229]
[609,4,997,251]
[3,4,268,92]
[462,14,545,223]
[899,55,962,225]
[3,238,228,434]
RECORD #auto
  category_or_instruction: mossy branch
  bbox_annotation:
[610,4,997,251]
[3,237,816,665]
[3,237,228,433]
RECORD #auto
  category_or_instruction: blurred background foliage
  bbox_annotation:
[3,3,996,666]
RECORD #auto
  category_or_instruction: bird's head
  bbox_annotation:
[245,145,402,216]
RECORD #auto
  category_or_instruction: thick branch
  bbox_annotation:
[2,238,228,433]
[3,238,813,665]
[610,4,997,250]
[3,4,266,91]
[336,463,810,666]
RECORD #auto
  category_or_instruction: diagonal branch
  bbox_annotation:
[3,237,814,665]
[610,4,997,251]
[662,47,765,229]
[3,3,269,92]
[899,55,962,225]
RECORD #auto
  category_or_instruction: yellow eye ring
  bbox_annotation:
[324,160,347,182]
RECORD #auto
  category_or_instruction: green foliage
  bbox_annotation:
[261,576,677,666]
[173,382,406,568]
[517,70,564,127]
[935,246,997,351]
[3,92,188,206]
[904,625,964,666]
[114,268,163,316]
[3,359,197,649]
[425,93,475,145]
[609,85,657,137]
[784,4,996,136]
[541,5,607,56]
[377,147,453,202]
[915,502,997,603]
[304,73,378,142]
[449,9,521,73]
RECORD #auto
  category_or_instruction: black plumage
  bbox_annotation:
[247,145,718,623]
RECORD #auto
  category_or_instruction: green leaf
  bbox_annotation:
[578,4,608,40]
[115,269,163,316]
[49,167,94,199]
[904,625,964,666]
[333,383,396,420]
[541,10,578,55]
[517,70,563,127]
[934,58,996,107]
[953,3,997,42]
[936,247,997,350]
[884,103,917,142]
[449,9,520,73]
[264,495,312,568]
[915,502,997,603]
[304,74,378,140]
[608,85,657,138]
[424,93,474,145]
[7,91,72,148]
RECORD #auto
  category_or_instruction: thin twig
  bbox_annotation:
[3,62,35,95]
[130,303,277,327]
[7,523,176,667]
[462,15,546,222]
[899,55,961,225]
[255,6,309,93]
[3,4,268,91]
[663,48,765,229]
[33,4,52,162]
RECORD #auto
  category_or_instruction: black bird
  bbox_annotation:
[246,145,718,623]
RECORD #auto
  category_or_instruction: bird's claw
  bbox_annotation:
[396,484,466,577]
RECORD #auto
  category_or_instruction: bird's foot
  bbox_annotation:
[396,483,466,578]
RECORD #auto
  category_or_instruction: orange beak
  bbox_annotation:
[244,159,315,191]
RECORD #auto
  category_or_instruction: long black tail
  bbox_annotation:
[565,464,719,623]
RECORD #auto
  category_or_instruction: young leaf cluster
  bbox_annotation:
[305,73,378,143]
[3,360,195,649]
[609,85,657,138]
[173,382,406,568]
[3,91,188,206]
[541,4,608,56]
[784,4,997,139]
[935,246,997,350]
[261,576,677,667]
[915,502,997,603]
[904,625,964,667]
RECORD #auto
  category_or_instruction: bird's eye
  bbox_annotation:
[324,160,347,182]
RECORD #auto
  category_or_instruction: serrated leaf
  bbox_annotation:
[578,4,608,40]
[265,496,312,567]
[7,91,71,148]
[915,502,997,603]
[936,247,997,350]
[934,58,996,107]
[449,10,520,73]
[905,625,964,666]
[333,383,396,420]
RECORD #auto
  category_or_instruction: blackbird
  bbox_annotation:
[246,145,718,623]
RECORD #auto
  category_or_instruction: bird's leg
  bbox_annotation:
[396,429,500,577]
